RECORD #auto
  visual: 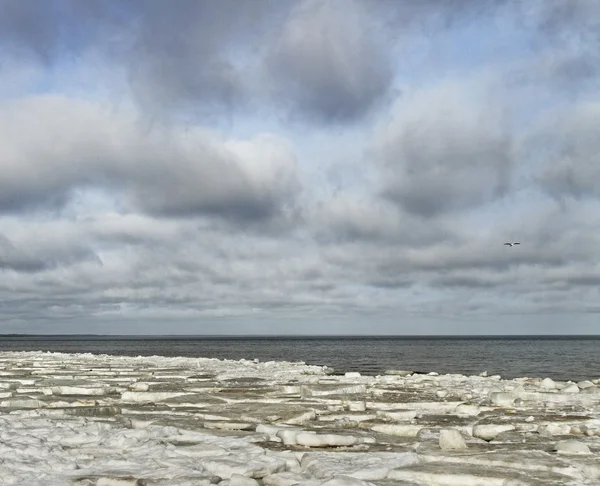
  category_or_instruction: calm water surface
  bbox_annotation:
[0,336,598,382]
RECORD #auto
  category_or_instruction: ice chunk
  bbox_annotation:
[347,401,366,412]
[385,370,413,376]
[577,380,595,389]
[230,473,260,486]
[51,385,109,396]
[120,391,189,403]
[266,451,301,472]
[303,384,367,396]
[296,433,359,447]
[276,429,316,446]
[439,429,468,450]
[454,403,481,416]
[389,462,539,485]
[490,392,515,407]
[263,472,313,486]
[128,382,150,391]
[540,377,556,390]
[256,424,290,441]
[561,384,580,394]
[320,477,376,486]
[96,479,141,486]
[472,424,515,441]
[301,451,418,481]
[280,409,317,425]
[376,410,417,421]
[370,424,422,437]
[538,423,571,436]
[169,443,227,457]
[553,440,591,455]
[203,421,255,430]
[200,454,286,479]
[0,398,42,408]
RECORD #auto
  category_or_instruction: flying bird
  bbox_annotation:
[504,242,520,247]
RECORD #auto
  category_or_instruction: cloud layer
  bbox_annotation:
[0,96,299,221]
[1,0,599,334]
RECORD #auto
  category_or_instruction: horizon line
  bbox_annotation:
[1,333,599,339]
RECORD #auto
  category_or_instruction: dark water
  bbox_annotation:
[0,336,598,382]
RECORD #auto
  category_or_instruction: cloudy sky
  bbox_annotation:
[1,0,599,335]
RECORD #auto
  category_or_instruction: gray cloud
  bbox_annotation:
[430,273,503,290]
[1,0,393,123]
[125,0,290,119]
[376,81,514,218]
[265,0,393,123]
[0,0,61,60]
[534,0,600,44]
[0,231,99,274]
[1,199,600,330]
[513,1,600,95]
[307,192,457,247]
[1,217,328,321]
[531,102,600,201]
[1,0,597,123]
[0,234,49,273]
[308,199,600,303]
[0,96,299,222]
[0,0,127,63]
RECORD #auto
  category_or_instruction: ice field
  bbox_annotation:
[0,351,599,485]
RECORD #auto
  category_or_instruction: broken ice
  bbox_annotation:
[0,351,599,485]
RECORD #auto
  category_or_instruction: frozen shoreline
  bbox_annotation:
[0,351,599,485]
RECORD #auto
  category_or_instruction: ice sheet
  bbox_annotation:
[0,351,598,485]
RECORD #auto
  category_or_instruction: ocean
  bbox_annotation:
[0,335,598,382]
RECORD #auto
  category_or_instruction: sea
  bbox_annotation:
[0,335,598,382]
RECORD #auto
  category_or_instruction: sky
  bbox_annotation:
[1,0,599,335]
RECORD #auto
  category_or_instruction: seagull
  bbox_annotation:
[504,242,520,247]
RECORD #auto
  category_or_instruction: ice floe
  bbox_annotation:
[0,350,598,485]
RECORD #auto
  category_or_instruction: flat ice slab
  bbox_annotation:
[0,351,599,485]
